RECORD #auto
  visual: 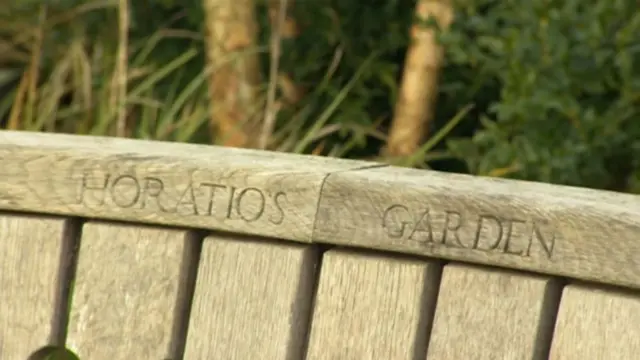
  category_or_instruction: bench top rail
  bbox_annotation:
[1,130,639,289]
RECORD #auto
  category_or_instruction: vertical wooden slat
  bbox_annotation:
[183,237,317,359]
[66,222,192,359]
[426,264,560,359]
[549,285,640,359]
[306,250,441,360]
[0,214,69,359]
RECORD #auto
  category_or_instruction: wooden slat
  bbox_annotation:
[0,214,68,359]
[66,222,192,359]
[549,285,640,359]
[184,237,316,359]
[0,130,371,243]
[306,250,440,360]
[314,165,640,289]
[426,264,560,359]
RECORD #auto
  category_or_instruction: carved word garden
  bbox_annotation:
[382,204,556,259]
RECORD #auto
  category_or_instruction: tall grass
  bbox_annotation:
[0,1,463,162]
[1,3,212,143]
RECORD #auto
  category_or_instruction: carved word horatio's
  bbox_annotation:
[382,204,556,259]
[75,172,286,224]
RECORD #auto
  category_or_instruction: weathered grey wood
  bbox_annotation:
[306,250,440,360]
[314,166,640,289]
[426,264,560,359]
[184,236,316,359]
[0,130,371,243]
[66,222,192,359]
[4,130,640,359]
[0,214,70,359]
[549,285,640,359]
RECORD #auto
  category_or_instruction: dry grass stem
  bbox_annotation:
[259,0,289,149]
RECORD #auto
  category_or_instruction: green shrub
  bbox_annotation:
[441,0,640,192]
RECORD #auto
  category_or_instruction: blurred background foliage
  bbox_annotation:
[1,0,639,193]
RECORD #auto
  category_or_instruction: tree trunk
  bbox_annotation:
[383,0,453,158]
[202,0,262,147]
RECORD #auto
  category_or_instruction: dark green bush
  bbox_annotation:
[441,0,640,192]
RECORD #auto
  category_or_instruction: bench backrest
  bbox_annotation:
[1,130,639,359]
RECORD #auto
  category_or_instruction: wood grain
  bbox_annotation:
[314,166,640,289]
[0,214,69,359]
[183,236,316,359]
[549,284,640,359]
[0,130,371,243]
[426,264,560,359]
[306,250,441,360]
[66,222,192,359]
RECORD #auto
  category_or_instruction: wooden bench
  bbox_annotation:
[1,130,639,360]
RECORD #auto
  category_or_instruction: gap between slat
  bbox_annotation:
[296,244,334,360]
[168,230,205,360]
[51,217,83,347]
